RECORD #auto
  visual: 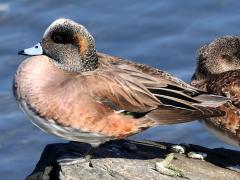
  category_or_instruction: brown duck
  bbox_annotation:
[191,36,240,147]
[15,19,227,159]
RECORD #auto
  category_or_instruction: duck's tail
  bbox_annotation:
[146,87,229,125]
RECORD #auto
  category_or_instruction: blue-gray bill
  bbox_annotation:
[18,43,43,56]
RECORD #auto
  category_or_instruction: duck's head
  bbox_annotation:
[192,36,240,81]
[18,18,98,72]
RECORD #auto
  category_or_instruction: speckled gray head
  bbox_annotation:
[192,36,240,81]
[18,18,98,72]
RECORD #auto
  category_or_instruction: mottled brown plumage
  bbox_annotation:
[15,18,227,149]
[191,36,240,146]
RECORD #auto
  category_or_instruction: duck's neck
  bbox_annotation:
[81,53,99,72]
[191,66,211,90]
[192,55,214,81]
[53,54,99,73]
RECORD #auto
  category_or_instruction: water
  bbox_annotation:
[0,0,239,179]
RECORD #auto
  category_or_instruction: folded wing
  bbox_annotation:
[80,65,227,124]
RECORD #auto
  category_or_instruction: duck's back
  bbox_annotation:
[97,52,196,91]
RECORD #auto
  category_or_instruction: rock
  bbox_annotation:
[26,140,240,180]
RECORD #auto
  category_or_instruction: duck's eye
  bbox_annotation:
[221,54,233,63]
[52,35,62,43]
[51,32,74,44]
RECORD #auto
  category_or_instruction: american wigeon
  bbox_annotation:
[191,36,240,147]
[15,18,228,160]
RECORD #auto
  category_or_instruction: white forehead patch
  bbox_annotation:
[42,18,90,41]
[43,18,69,38]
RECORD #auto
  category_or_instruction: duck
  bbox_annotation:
[15,18,228,160]
[191,36,240,147]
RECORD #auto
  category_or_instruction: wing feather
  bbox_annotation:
[79,64,226,123]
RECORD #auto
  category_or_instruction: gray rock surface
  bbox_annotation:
[26,140,240,180]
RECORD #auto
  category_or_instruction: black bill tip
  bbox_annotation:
[18,50,25,55]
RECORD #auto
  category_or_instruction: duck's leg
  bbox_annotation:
[83,146,97,167]
[57,145,97,166]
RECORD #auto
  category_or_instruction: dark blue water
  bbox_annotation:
[0,0,240,179]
